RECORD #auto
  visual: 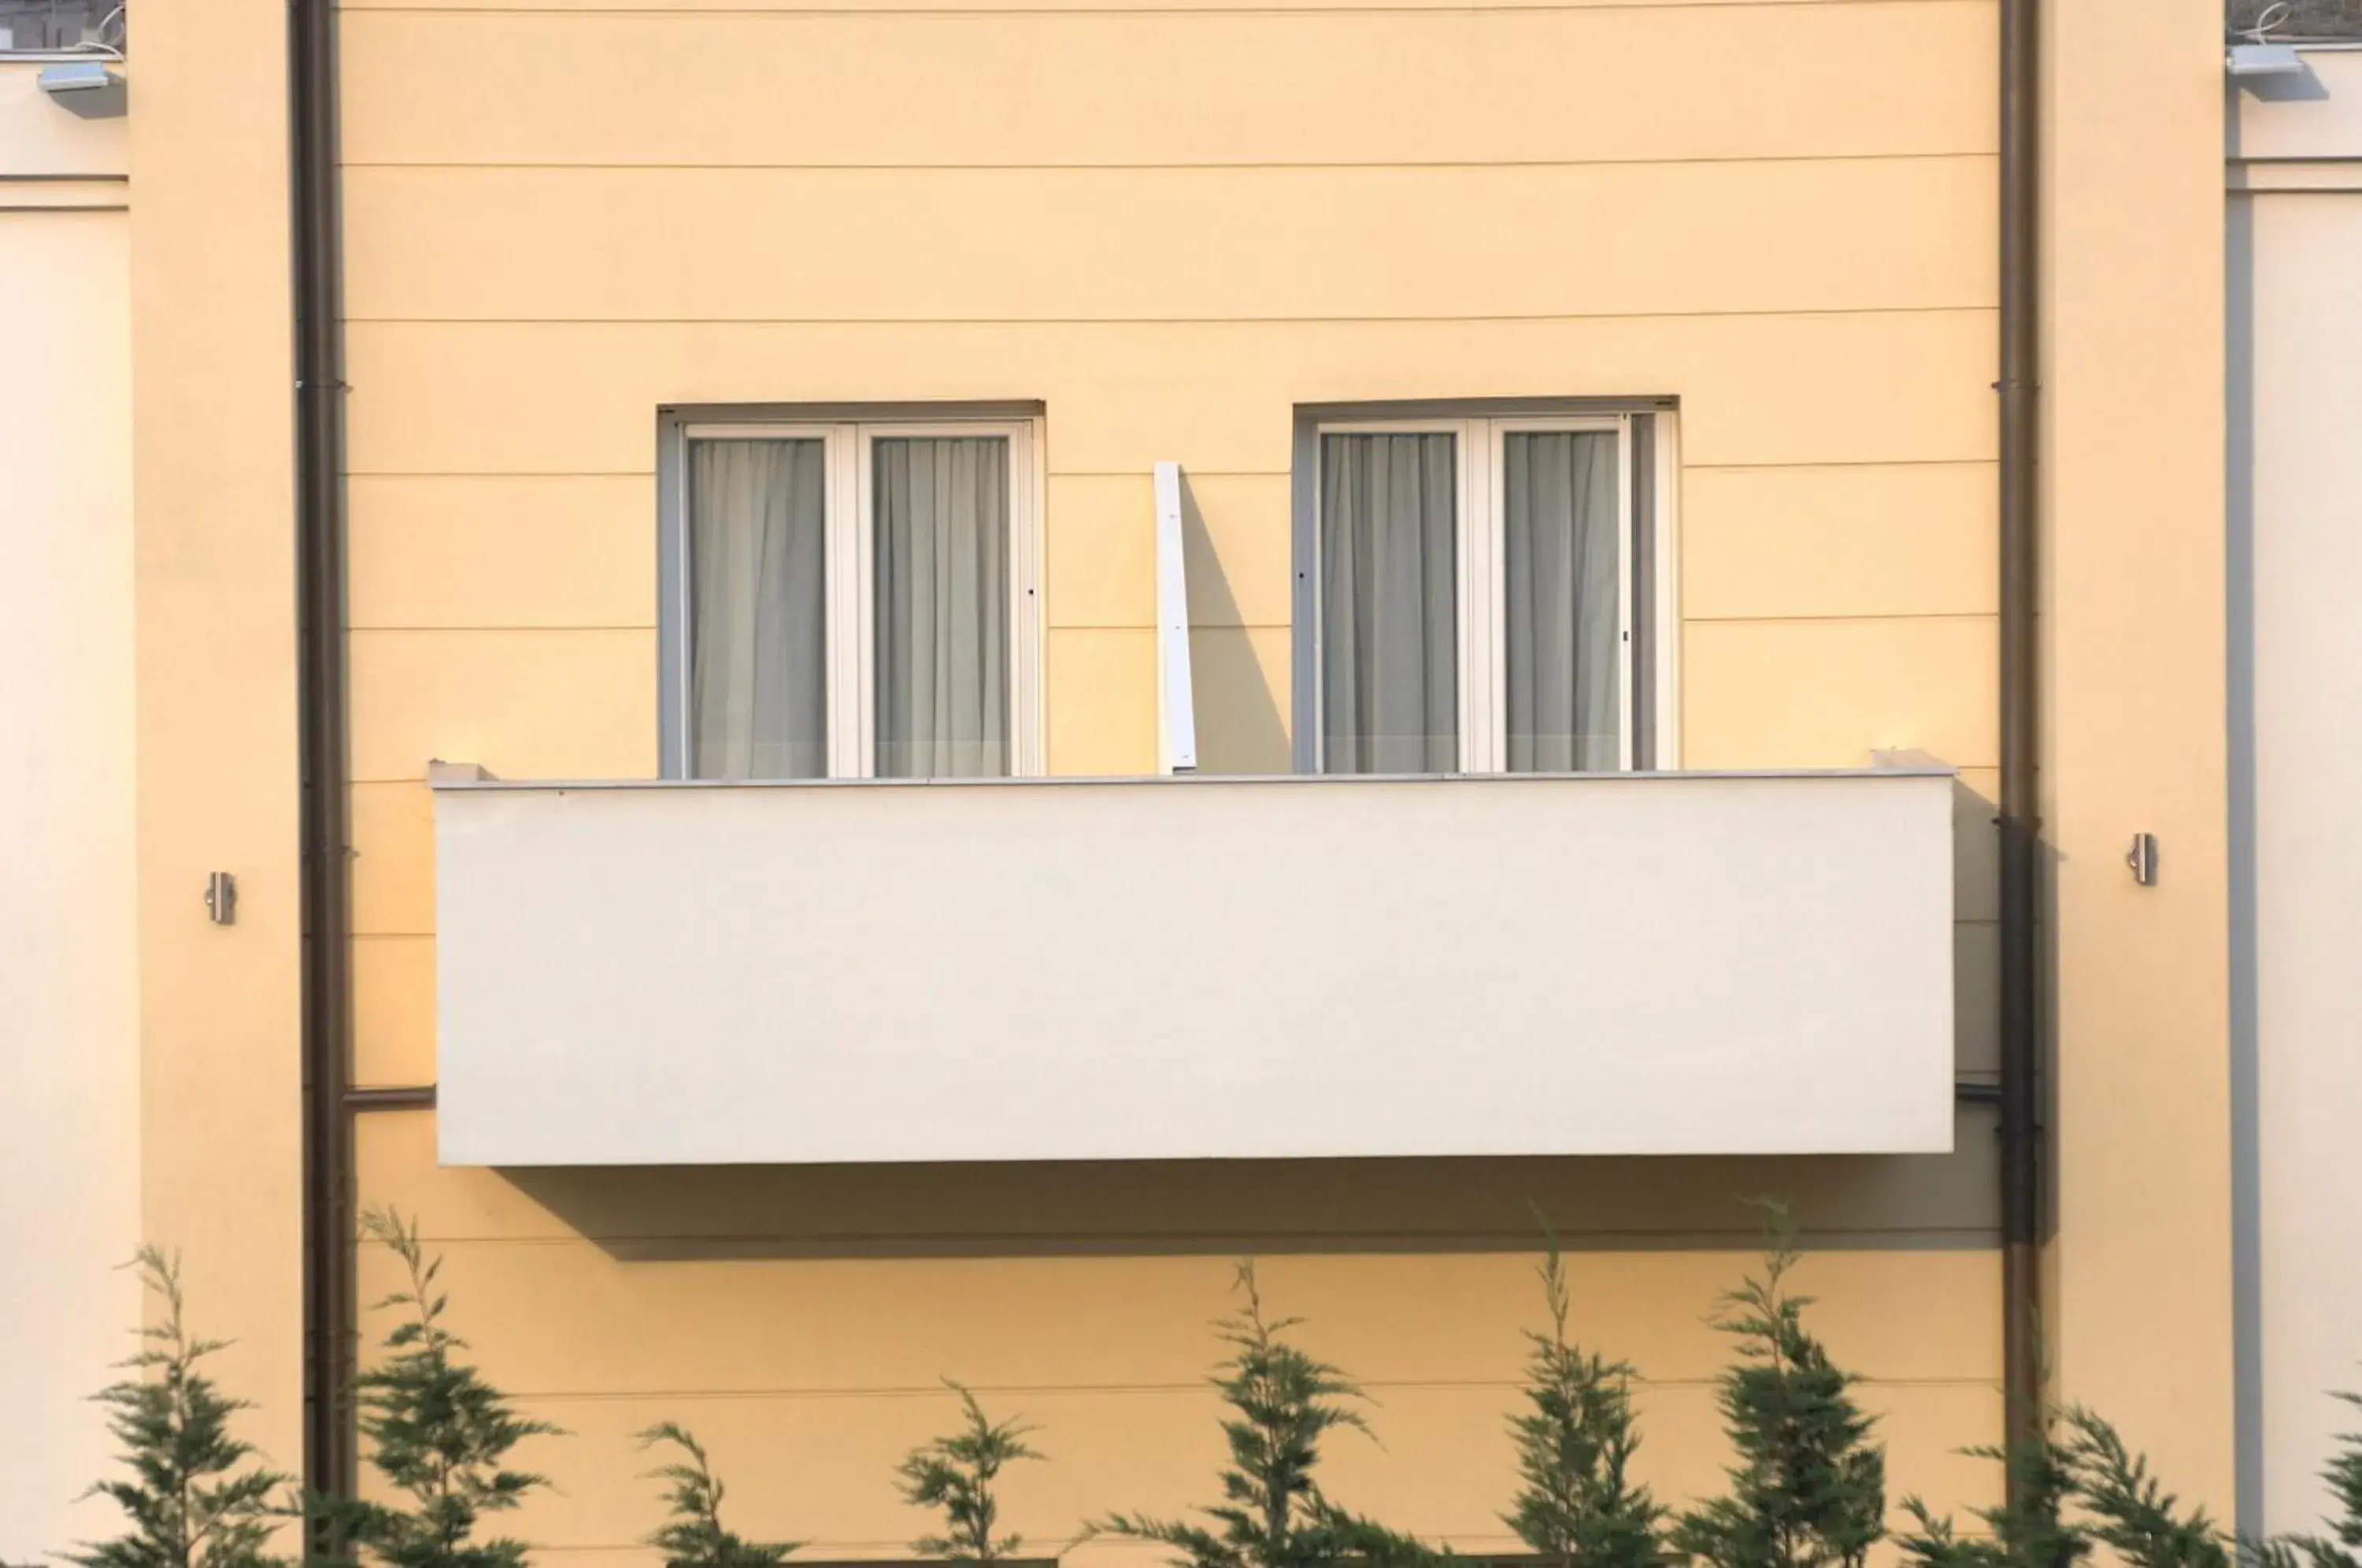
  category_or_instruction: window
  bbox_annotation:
[0,0,119,52]
[1294,406,1674,775]
[660,411,1042,781]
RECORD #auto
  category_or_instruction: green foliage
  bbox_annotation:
[1897,1411,2088,1568]
[1095,1261,1435,1568]
[637,1422,800,1568]
[1669,1205,1886,1568]
[1502,1222,1661,1568]
[68,1246,292,1568]
[895,1383,1044,1562]
[2058,1407,2227,1568]
[1901,1402,2233,1568]
[335,1206,561,1568]
[2267,1392,2362,1568]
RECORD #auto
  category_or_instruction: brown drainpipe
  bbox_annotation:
[292,0,356,1516]
[1996,0,2044,1462]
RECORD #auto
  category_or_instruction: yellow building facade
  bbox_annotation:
[5,0,2245,1560]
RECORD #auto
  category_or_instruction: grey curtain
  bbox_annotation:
[1504,431,1620,771]
[873,436,1010,778]
[1319,432,1457,773]
[689,438,827,779]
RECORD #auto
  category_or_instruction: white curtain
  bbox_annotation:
[1504,430,1621,771]
[873,436,1010,778]
[1319,432,1457,773]
[689,438,828,779]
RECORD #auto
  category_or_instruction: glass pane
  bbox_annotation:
[0,0,120,52]
[873,436,1011,778]
[1503,430,1621,771]
[2229,0,2362,38]
[1318,431,1457,773]
[687,438,828,779]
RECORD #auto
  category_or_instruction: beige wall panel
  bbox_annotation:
[344,313,1995,478]
[1682,616,1998,769]
[1183,475,1294,630]
[1046,627,1157,774]
[2041,0,2231,1512]
[1050,474,1293,630]
[353,935,436,1088]
[351,781,435,937]
[0,63,126,179]
[348,627,658,784]
[128,0,305,1509]
[339,1378,1994,1553]
[349,475,656,630]
[354,1110,2000,1246]
[340,4,1993,168]
[351,1239,1997,1395]
[343,161,1991,325]
[1190,625,1293,773]
[1046,475,1157,628]
[1682,462,1997,621]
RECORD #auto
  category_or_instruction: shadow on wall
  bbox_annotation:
[496,1123,2000,1263]
[1179,471,1290,774]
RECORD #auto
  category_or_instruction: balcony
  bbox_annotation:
[430,767,1956,1167]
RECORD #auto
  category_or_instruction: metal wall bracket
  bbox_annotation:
[204,871,237,925]
[2127,832,2160,887]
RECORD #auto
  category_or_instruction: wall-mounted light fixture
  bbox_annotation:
[36,58,124,116]
[2126,833,2160,888]
[204,871,238,926]
[2227,43,2306,79]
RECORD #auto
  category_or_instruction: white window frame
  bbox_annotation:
[1309,411,1672,775]
[669,416,1044,780]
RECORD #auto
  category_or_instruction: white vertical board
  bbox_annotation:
[1153,460,1198,774]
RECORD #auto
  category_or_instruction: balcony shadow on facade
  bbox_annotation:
[494,1134,2001,1264]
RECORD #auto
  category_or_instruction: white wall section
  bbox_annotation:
[0,59,138,1562]
[2233,47,2362,1538]
[434,770,1957,1167]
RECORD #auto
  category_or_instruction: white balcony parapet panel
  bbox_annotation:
[431,768,1957,1167]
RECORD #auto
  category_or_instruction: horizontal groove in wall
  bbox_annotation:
[488,1374,1997,1401]
[1683,605,1999,624]
[1681,611,1998,627]
[347,622,658,632]
[339,151,1998,172]
[1686,457,1997,471]
[1048,617,2028,633]
[341,305,1997,326]
[341,460,1994,478]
